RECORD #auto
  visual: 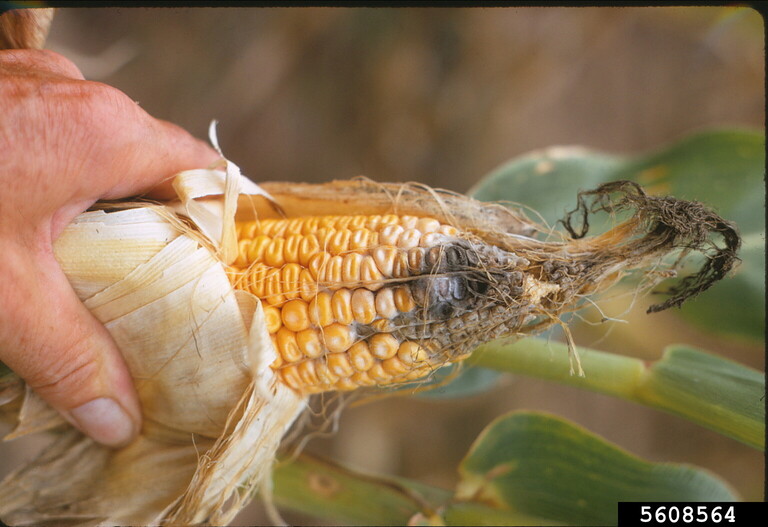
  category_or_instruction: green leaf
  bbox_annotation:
[636,345,765,448]
[471,338,765,449]
[456,412,737,527]
[272,453,452,526]
[470,129,765,341]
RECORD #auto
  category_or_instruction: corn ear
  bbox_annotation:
[0,133,740,525]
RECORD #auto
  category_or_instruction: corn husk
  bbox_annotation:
[0,147,306,525]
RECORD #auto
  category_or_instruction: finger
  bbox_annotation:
[0,48,85,79]
[117,118,222,201]
[0,244,141,448]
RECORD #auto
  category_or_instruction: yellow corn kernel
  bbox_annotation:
[296,328,323,358]
[382,356,408,376]
[284,233,302,263]
[309,292,333,327]
[398,228,421,250]
[328,229,352,255]
[264,268,286,306]
[367,362,391,382]
[335,377,359,391]
[368,333,399,360]
[360,256,384,290]
[397,341,428,365]
[351,370,377,387]
[327,353,354,378]
[394,286,416,312]
[308,251,331,279]
[351,289,376,324]
[276,327,303,363]
[348,341,374,371]
[372,246,397,276]
[341,253,362,284]
[314,360,340,385]
[281,263,302,301]
[298,234,320,266]
[298,269,317,302]
[263,305,283,334]
[297,360,319,386]
[417,217,441,233]
[320,255,344,287]
[281,299,310,332]
[331,289,354,325]
[375,288,397,319]
[322,323,353,353]
[379,224,404,246]
[349,228,375,250]
[279,365,302,390]
[263,237,285,267]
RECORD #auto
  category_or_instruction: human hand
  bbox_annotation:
[0,49,220,447]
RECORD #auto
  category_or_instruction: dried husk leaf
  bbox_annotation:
[0,159,306,526]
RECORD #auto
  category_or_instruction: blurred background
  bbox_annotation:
[1,6,764,525]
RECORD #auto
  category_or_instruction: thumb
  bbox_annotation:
[0,243,141,448]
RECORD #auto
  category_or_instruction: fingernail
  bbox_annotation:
[69,398,136,448]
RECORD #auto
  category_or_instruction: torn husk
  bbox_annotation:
[0,154,739,525]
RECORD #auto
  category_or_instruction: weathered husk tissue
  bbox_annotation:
[0,147,739,525]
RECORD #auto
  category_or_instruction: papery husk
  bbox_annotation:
[0,153,306,526]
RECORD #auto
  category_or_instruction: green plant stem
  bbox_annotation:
[470,339,764,449]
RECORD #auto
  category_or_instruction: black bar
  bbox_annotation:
[619,502,765,527]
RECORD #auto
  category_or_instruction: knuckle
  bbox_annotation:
[26,334,102,409]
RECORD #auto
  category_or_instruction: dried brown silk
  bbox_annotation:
[0,174,740,526]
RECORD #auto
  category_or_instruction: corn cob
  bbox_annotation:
[226,179,740,395]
